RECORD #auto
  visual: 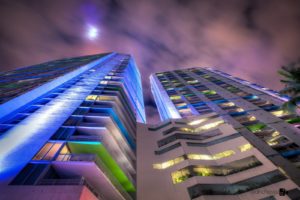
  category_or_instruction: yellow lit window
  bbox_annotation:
[220,102,235,107]
[155,150,239,170]
[236,108,244,112]
[96,95,113,101]
[249,116,256,121]
[271,110,288,117]
[188,118,208,126]
[187,154,213,160]
[174,157,184,164]
[266,136,286,146]
[193,167,213,176]
[180,127,194,133]
[194,120,224,132]
[239,143,253,152]
[86,95,98,101]
[153,156,184,170]
[272,131,280,137]
[171,169,190,184]
[212,150,235,159]
[170,95,181,100]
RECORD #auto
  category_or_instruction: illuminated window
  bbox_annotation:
[187,80,198,84]
[171,169,190,184]
[271,110,289,117]
[246,123,267,133]
[187,154,213,160]
[249,116,256,121]
[96,95,113,101]
[33,142,63,160]
[219,102,235,107]
[153,156,184,169]
[266,136,290,146]
[202,90,216,95]
[193,167,213,176]
[194,120,224,132]
[179,108,192,113]
[170,95,181,100]
[212,150,235,159]
[100,81,108,85]
[179,127,194,133]
[171,156,262,184]
[272,131,280,137]
[176,103,187,107]
[188,118,208,126]
[236,108,244,112]
[86,95,98,101]
[239,143,253,152]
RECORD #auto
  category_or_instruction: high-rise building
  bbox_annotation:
[137,67,300,199]
[0,52,145,200]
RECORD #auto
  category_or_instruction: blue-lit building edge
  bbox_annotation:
[205,68,290,102]
[150,74,181,121]
[0,53,116,122]
[122,58,146,123]
[0,53,141,184]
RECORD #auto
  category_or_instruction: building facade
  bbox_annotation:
[137,115,299,200]
[139,67,300,199]
[0,52,145,200]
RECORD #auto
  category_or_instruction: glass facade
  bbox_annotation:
[0,52,145,200]
[151,68,300,174]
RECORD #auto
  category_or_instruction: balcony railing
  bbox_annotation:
[55,153,133,199]
[38,177,100,198]
[69,135,102,141]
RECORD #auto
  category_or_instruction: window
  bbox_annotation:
[246,123,267,133]
[171,168,191,184]
[33,142,63,161]
[170,95,181,100]
[239,143,253,152]
[188,170,286,198]
[85,95,97,101]
[194,120,224,132]
[153,156,184,169]
[188,118,208,126]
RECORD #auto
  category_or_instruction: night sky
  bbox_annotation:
[0,0,300,123]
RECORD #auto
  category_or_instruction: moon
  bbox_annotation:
[86,25,98,40]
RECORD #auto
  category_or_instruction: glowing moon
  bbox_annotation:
[86,25,98,40]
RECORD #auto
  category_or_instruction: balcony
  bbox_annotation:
[234,115,257,125]
[54,153,134,200]
[266,136,293,148]
[38,177,100,199]
[286,116,300,125]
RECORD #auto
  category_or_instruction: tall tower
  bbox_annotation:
[0,52,145,200]
[137,67,300,200]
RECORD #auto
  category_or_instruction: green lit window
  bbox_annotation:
[202,90,217,95]
[246,123,266,132]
